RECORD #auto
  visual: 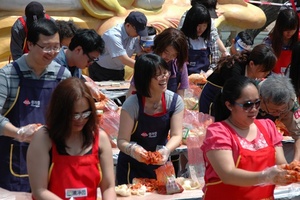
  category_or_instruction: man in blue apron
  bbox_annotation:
[0,18,71,192]
[54,29,105,79]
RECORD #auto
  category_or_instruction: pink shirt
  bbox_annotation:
[201,119,283,181]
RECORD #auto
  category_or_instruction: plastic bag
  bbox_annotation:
[99,110,120,147]
[155,161,184,194]
[183,111,214,184]
[83,75,118,111]
[182,110,214,144]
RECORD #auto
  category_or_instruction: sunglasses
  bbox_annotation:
[73,111,91,120]
[234,100,261,112]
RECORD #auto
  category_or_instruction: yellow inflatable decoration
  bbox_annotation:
[0,0,266,68]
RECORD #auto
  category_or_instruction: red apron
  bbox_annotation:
[272,49,292,74]
[203,120,275,200]
[47,133,101,200]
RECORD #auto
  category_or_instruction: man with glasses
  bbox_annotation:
[54,29,105,79]
[88,11,148,81]
[0,18,71,192]
[258,74,300,162]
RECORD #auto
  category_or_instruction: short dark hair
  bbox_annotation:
[56,20,78,43]
[147,26,157,36]
[46,77,97,154]
[69,29,105,54]
[153,28,188,70]
[134,53,169,97]
[214,76,257,122]
[249,44,276,72]
[181,4,211,40]
[191,0,217,9]
[27,18,58,44]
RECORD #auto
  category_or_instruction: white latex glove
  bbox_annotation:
[258,165,293,186]
[17,124,40,142]
[126,142,148,163]
[157,145,170,165]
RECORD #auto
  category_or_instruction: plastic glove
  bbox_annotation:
[126,142,148,163]
[258,165,293,186]
[17,124,40,142]
[157,145,170,165]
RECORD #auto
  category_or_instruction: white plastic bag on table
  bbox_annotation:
[185,112,214,185]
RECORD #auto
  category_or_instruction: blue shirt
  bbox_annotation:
[54,46,82,78]
[95,23,142,70]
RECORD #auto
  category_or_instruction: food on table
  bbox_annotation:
[115,183,147,196]
[132,178,158,192]
[175,177,201,190]
[280,160,300,182]
[115,184,131,197]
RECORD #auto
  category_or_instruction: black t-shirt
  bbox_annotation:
[207,63,246,86]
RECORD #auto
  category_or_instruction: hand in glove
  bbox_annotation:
[17,124,40,142]
[126,143,148,163]
[156,145,170,165]
[258,165,293,186]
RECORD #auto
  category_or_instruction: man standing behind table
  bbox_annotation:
[54,28,105,79]
[0,18,71,192]
[88,11,148,81]
[10,1,54,61]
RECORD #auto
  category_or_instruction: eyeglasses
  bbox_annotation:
[262,99,290,116]
[85,53,99,63]
[155,71,171,80]
[73,111,91,120]
[234,100,261,112]
[36,43,60,53]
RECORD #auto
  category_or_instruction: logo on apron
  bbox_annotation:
[22,98,41,107]
[23,98,30,106]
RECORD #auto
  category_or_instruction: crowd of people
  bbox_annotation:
[1,0,300,199]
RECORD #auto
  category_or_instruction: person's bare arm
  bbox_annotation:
[27,128,61,199]
[98,131,117,200]
[117,54,136,68]
[167,109,184,152]
[293,138,300,161]
[117,109,135,153]
[275,146,288,165]
[206,149,265,186]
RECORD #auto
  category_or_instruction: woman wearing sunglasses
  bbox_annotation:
[27,77,116,200]
[201,76,291,199]
[199,43,276,115]
[116,54,184,184]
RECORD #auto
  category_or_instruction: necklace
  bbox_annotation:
[227,117,249,130]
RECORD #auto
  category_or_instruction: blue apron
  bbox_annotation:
[116,93,178,184]
[167,60,182,93]
[199,81,222,115]
[0,62,65,192]
[187,40,210,75]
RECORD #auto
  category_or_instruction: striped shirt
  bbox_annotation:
[0,55,71,135]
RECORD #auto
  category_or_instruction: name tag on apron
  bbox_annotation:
[65,188,88,198]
